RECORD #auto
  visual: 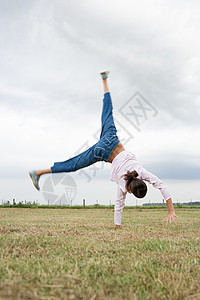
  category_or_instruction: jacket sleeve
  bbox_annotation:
[139,167,171,201]
[114,185,127,225]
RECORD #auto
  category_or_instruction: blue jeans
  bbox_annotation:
[51,92,120,173]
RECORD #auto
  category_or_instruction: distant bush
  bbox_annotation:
[0,203,200,209]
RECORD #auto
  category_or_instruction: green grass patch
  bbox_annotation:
[0,208,199,299]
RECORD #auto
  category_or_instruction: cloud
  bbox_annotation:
[1,0,199,123]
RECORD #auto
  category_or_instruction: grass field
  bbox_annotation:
[0,208,200,300]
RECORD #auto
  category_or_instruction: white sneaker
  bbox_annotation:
[100,71,110,79]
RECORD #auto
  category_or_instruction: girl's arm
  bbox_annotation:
[139,167,178,224]
[116,198,178,229]
[114,186,126,229]
[166,198,178,224]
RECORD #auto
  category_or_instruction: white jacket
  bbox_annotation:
[109,150,171,225]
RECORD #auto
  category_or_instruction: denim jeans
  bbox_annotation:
[51,92,120,173]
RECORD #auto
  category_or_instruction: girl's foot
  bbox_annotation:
[100,71,110,80]
[29,170,40,190]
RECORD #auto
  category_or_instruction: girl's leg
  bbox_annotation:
[51,145,98,174]
[30,144,99,190]
[50,74,115,175]
[103,77,109,93]
[35,169,51,177]
[36,145,99,178]
[100,77,117,139]
[35,76,111,178]
[30,72,117,190]
[29,169,51,191]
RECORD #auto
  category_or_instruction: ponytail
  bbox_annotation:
[123,170,138,190]
[123,170,147,198]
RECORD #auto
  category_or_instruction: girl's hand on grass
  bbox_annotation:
[165,211,178,225]
[116,225,121,229]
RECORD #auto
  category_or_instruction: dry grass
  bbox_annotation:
[0,208,200,300]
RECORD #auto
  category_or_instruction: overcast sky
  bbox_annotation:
[0,0,199,205]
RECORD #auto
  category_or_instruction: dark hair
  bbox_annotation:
[123,170,147,198]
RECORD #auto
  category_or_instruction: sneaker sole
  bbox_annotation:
[100,71,110,75]
[29,172,40,191]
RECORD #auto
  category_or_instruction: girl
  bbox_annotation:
[30,71,177,228]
